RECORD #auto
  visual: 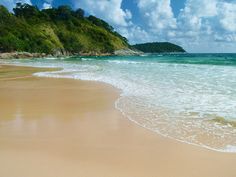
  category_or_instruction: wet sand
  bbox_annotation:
[0,65,236,177]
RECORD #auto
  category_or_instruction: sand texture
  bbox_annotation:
[0,65,236,177]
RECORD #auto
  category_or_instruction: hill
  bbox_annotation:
[0,3,129,56]
[132,42,186,53]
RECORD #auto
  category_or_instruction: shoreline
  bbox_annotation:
[2,64,236,153]
[0,65,236,177]
[0,49,143,59]
[11,62,236,153]
[115,98,236,153]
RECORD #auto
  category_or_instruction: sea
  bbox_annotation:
[1,53,236,152]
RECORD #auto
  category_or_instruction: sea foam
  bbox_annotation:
[1,54,236,153]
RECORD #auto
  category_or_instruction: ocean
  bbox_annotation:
[1,53,236,152]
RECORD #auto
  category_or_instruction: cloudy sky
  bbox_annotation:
[1,0,236,53]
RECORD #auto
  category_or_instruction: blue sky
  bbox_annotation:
[1,0,236,53]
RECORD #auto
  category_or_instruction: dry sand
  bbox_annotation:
[0,65,236,177]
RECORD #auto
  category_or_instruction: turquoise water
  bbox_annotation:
[1,53,236,152]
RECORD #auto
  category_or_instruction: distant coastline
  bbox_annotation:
[132,42,186,53]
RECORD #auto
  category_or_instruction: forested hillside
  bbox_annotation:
[132,42,186,53]
[0,3,129,55]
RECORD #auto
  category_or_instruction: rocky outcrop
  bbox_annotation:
[78,51,111,56]
[0,48,143,59]
[114,48,143,56]
[0,52,49,59]
[0,50,73,59]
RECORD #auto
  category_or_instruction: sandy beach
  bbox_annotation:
[0,65,236,177]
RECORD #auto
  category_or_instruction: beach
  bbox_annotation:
[0,65,236,177]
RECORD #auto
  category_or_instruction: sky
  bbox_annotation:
[1,0,236,53]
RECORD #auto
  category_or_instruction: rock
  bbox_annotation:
[114,48,143,56]
[0,48,143,59]
[0,52,50,59]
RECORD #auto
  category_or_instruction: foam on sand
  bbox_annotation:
[1,53,236,152]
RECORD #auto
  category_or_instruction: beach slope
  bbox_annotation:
[0,65,236,177]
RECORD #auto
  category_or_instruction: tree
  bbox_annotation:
[56,5,72,20]
[87,15,114,32]
[13,3,39,18]
[0,5,9,17]
[0,5,10,24]
[74,8,84,18]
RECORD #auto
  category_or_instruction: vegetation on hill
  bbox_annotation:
[0,3,129,55]
[132,42,186,53]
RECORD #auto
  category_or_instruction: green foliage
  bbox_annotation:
[133,42,186,53]
[0,5,10,20]
[0,33,24,52]
[87,15,114,32]
[74,8,84,18]
[0,4,129,55]
[56,5,72,20]
[13,3,40,18]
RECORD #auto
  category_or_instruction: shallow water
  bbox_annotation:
[1,53,236,152]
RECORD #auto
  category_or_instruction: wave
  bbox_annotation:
[106,60,144,64]
[2,54,236,153]
[115,97,236,153]
[81,58,96,61]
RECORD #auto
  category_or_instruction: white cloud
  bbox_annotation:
[42,3,52,9]
[175,0,236,52]
[77,0,236,52]
[73,0,132,27]
[134,0,236,52]
[218,2,236,32]
[42,0,53,9]
[177,0,218,38]
[1,0,32,10]
[137,0,176,33]
[177,0,234,35]
[118,25,151,44]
